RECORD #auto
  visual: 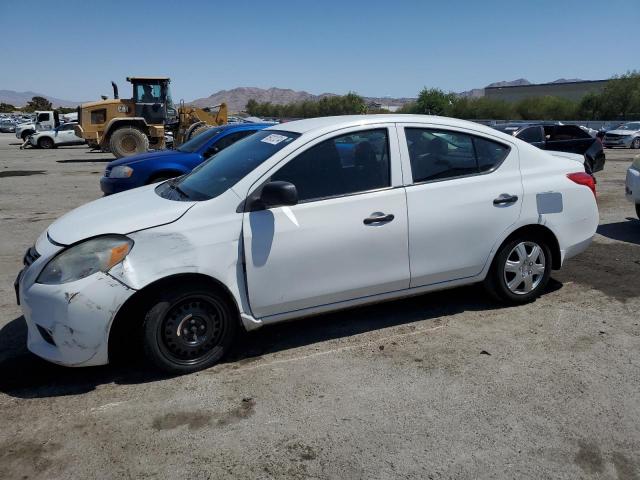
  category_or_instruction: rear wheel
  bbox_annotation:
[636,203,640,220]
[485,237,551,304]
[632,138,640,149]
[38,137,54,149]
[109,127,149,158]
[142,284,237,374]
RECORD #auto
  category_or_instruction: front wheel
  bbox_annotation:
[142,284,237,374]
[636,203,640,220]
[632,138,640,149]
[485,237,552,304]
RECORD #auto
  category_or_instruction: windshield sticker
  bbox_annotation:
[261,134,289,145]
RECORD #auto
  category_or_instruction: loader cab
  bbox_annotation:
[128,77,176,126]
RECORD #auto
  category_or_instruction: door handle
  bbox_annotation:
[364,213,395,225]
[493,194,519,205]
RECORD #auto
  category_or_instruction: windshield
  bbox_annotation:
[619,123,640,131]
[177,128,223,153]
[159,130,300,201]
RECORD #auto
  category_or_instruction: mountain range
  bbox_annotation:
[0,90,82,108]
[0,78,586,111]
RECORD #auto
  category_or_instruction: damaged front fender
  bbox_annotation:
[20,271,135,367]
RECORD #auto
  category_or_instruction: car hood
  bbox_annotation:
[47,184,196,245]
[547,150,584,164]
[606,129,638,136]
[108,149,200,168]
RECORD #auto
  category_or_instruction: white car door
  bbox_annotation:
[398,124,522,287]
[242,126,409,319]
[59,125,76,144]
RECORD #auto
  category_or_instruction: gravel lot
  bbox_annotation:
[0,133,638,479]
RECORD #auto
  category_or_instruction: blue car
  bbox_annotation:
[100,123,273,195]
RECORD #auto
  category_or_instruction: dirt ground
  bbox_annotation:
[0,133,638,479]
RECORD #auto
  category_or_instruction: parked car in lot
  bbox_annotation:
[602,122,640,149]
[28,123,85,149]
[0,119,16,133]
[100,122,273,195]
[493,122,605,173]
[625,155,640,219]
[15,115,599,374]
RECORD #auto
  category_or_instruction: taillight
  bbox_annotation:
[567,172,596,197]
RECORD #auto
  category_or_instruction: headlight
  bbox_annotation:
[37,235,133,285]
[110,165,134,178]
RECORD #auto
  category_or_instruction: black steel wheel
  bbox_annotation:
[142,284,237,374]
[38,137,54,149]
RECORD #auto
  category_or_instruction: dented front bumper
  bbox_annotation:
[19,271,135,367]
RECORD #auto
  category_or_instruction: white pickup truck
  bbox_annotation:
[15,111,59,140]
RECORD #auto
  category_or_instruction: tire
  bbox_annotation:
[484,236,552,304]
[38,137,54,149]
[141,283,237,374]
[632,138,640,149]
[21,130,33,141]
[109,127,149,158]
[188,125,210,141]
[636,203,640,220]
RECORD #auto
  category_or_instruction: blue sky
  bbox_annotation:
[0,0,637,101]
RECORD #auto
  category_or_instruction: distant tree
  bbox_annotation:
[245,92,367,119]
[414,88,456,115]
[56,106,77,114]
[0,103,16,112]
[23,96,53,112]
[245,99,259,115]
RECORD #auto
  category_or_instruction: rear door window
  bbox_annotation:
[405,128,510,182]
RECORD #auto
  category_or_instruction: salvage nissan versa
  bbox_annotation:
[15,115,599,374]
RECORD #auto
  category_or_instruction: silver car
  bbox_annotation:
[0,119,16,133]
[603,122,640,149]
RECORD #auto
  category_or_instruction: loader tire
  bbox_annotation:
[188,125,210,141]
[109,127,149,158]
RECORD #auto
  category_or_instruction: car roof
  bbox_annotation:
[268,114,511,138]
[218,122,274,132]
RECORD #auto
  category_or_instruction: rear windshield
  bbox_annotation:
[177,128,224,153]
[158,130,300,201]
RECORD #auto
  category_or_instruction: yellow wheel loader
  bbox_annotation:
[74,77,227,158]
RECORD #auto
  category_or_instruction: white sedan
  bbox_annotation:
[15,115,598,373]
[29,123,85,149]
[626,155,640,219]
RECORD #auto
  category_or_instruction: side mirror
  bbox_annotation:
[257,181,298,209]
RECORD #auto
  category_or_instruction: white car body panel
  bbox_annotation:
[47,184,195,245]
[626,162,640,204]
[17,114,600,367]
